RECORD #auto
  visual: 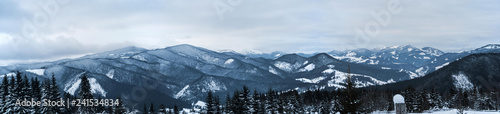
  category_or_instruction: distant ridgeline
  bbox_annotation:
[0,44,500,113]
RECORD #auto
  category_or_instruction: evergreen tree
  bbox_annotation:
[144,104,148,114]
[48,74,62,113]
[428,87,443,109]
[149,102,155,114]
[31,77,42,113]
[224,94,232,114]
[402,86,420,113]
[158,104,167,114]
[63,92,77,113]
[251,90,261,114]
[78,74,94,113]
[40,80,51,113]
[214,95,221,114]
[206,92,215,114]
[173,104,179,114]
[339,75,361,114]
[0,76,9,113]
[241,86,251,114]
[10,71,29,113]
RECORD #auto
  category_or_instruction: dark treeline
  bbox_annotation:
[0,72,126,113]
[200,80,500,113]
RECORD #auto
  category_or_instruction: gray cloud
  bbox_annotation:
[1,0,500,65]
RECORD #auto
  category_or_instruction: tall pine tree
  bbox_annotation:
[339,65,361,114]
[78,74,95,113]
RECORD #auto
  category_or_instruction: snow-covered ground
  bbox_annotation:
[26,69,45,75]
[371,109,500,114]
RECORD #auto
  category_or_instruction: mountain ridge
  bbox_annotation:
[1,44,499,108]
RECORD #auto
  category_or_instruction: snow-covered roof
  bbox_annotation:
[393,94,405,103]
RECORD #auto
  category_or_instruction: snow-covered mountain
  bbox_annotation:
[0,44,499,108]
[371,53,500,92]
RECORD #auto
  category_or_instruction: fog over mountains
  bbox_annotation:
[1,44,499,107]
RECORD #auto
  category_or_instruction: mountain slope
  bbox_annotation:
[370,53,500,91]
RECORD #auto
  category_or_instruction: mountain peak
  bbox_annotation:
[81,46,147,59]
[169,44,198,49]
[477,44,500,50]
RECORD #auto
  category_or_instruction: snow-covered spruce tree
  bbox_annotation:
[78,74,95,113]
[428,87,443,109]
[173,104,179,114]
[149,102,155,114]
[63,92,77,113]
[11,71,29,113]
[21,75,33,113]
[30,77,42,113]
[339,75,361,114]
[0,76,9,113]
[402,86,421,113]
[158,104,166,114]
[40,80,50,113]
[206,92,215,114]
[143,104,148,114]
[49,74,62,113]
[0,76,10,113]
[251,90,261,114]
[224,94,232,114]
[214,95,221,114]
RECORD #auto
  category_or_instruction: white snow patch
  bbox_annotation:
[407,48,413,51]
[381,67,391,70]
[390,51,396,55]
[415,67,428,76]
[106,69,115,79]
[268,66,279,75]
[326,69,395,88]
[273,61,292,72]
[245,68,258,74]
[1,72,16,77]
[295,76,327,84]
[202,80,227,92]
[174,85,190,99]
[368,60,379,65]
[66,79,81,96]
[419,52,426,55]
[452,72,474,91]
[423,56,430,59]
[406,70,419,79]
[88,78,107,97]
[26,69,45,75]
[224,59,234,65]
[132,55,147,61]
[435,62,450,70]
[322,69,335,74]
[346,51,357,56]
[332,56,369,63]
[298,63,315,72]
[327,65,335,68]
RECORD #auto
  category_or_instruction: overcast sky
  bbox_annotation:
[1,0,500,66]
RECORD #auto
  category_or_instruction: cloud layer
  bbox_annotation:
[1,0,500,65]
